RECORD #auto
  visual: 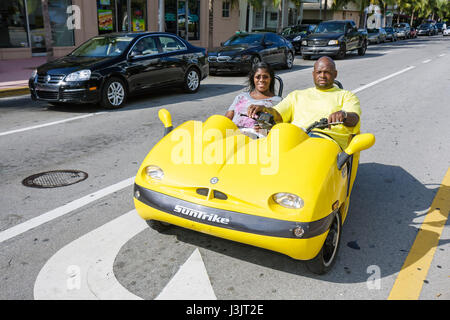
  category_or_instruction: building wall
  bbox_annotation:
[212,0,240,47]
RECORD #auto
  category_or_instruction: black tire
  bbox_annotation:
[302,54,311,60]
[336,44,346,59]
[100,77,127,109]
[251,55,261,67]
[357,41,367,56]
[284,51,294,69]
[183,68,200,93]
[146,220,171,232]
[306,212,342,275]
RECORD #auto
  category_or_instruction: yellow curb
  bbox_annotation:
[0,87,30,98]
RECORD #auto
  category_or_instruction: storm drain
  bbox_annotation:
[22,170,88,188]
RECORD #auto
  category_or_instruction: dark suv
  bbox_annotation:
[301,20,368,60]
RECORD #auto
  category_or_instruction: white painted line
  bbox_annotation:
[438,53,445,57]
[0,112,106,137]
[34,210,146,300]
[0,176,135,243]
[422,59,432,64]
[352,66,416,93]
[156,248,217,300]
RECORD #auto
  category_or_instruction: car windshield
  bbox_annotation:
[385,27,393,32]
[419,24,430,29]
[223,34,264,45]
[70,36,134,57]
[314,22,345,33]
[367,28,379,33]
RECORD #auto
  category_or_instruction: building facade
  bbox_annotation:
[0,0,240,60]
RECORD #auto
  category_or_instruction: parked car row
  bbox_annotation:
[28,18,448,110]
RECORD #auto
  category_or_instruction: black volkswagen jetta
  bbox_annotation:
[207,32,295,75]
[29,32,208,108]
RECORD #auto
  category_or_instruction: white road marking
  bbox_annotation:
[352,66,416,93]
[34,210,216,300]
[34,210,146,299]
[155,248,217,300]
[438,53,446,57]
[0,112,106,137]
[0,176,135,243]
[422,59,432,63]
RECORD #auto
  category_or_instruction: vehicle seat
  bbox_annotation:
[274,75,283,97]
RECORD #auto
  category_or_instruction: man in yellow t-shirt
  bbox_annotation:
[247,56,361,149]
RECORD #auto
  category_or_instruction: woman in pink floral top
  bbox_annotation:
[225,63,281,137]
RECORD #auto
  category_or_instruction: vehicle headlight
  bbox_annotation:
[145,165,164,180]
[272,193,304,209]
[232,55,242,61]
[293,36,302,41]
[328,39,339,45]
[301,40,308,46]
[65,69,91,82]
[31,69,37,79]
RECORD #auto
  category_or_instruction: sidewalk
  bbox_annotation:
[0,57,46,97]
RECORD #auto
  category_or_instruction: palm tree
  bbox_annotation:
[41,0,54,62]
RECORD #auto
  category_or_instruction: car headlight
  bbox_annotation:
[31,69,37,79]
[293,36,302,41]
[328,40,339,45]
[65,69,91,82]
[272,193,304,209]
[145,165,164,180]
[301,40,308,46]
[232,55,242,61]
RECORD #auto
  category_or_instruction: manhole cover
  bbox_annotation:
[22,170,88,188]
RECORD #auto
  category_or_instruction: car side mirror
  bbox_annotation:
[337,133,375,170]
[158,108,173,136]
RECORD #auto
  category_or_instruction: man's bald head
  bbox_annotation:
[312,56,338,89]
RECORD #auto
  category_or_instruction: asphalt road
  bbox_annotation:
[0,35,449,301]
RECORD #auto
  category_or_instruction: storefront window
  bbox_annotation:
[165,0,177,35]
[97,0,116,34]
[131,0,146,32]
[49,0,75,46]
[97,0,147,34]
[165,0,200,40]
[0,0,29,48]
[188,0,199,40]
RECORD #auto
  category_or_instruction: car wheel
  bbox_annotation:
[101,77,126,109]
[284,51,294,69]
[357,41,367,56]
[146,220,171,232]
[336,44,346,59]
[183,68,200,93]
[306,212,341,275]
[251,55,261,68]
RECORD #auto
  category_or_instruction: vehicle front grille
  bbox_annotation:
[36,91,58,100]
[36,74,65,84]
[196,188,228,200]
[308,40,329,47]
[60,89,85,100]
[208,56,232,62]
